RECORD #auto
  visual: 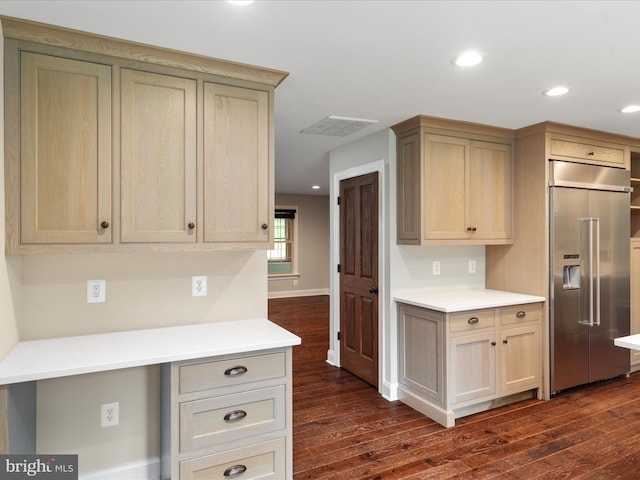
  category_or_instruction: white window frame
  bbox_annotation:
[268,205,299,279]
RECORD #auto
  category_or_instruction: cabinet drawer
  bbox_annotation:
[550,138,625,166]
[179,438,285,480]
[500,304,541,326]
[179,353,285,394]
[179,386,285,453]
[450,310,494,333]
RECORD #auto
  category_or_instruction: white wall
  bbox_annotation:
[328,128,485,401]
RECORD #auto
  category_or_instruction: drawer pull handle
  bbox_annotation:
[224,465,247,477]
[468,317,480,324]
[224,366,248,377]
[224,410,247,422]
[587,151,595,156]
[516,311,527,318]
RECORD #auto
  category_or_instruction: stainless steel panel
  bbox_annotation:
[550,170,631,394]
[550,186,589,392]
[587,189,630,383]
[550,160,631,192]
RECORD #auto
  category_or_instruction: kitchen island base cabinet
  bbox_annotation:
[161,348,293,480]
[398,302,542,428]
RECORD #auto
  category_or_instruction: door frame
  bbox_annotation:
[328,159,386,392]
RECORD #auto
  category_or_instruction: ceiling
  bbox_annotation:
[2,0,640,195]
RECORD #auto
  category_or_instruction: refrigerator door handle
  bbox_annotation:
[579,217,600,327]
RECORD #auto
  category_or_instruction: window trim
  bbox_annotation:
[268,205,299,278]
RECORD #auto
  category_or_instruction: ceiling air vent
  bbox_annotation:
[300,115,378,137]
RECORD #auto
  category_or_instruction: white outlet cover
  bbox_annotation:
[432,261,441,276]
[192,276,208,297]
[101,402,119,427]
[87,279,106,303]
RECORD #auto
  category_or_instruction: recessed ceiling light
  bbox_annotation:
[312,185,320,190]
[543,86,570,96]
[621,105,640,113]
[452,51,483,67]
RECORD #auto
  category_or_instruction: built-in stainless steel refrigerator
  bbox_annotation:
[550,160,631,394]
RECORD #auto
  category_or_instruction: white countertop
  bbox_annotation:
[0,318,301,385]
[394,288,545,313]
[614,334,640,351]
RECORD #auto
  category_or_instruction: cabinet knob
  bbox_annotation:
[467,227,477,232]
[100,221,109,229]
[224,410,248,422]
[503,339,509,344]
[587,151,595,156]
[224,366,248,377]
[187,222,195,230]
[223,465,247,477]
[468,317,479,324]
[491,341,497,346]
[261,223,269,230]
[516,311,526,318]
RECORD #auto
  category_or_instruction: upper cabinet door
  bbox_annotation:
[203,83,270,244]
[468,141,512,240]
[424,134,468,240]
[120,69,197,243]
[20,52,112,244]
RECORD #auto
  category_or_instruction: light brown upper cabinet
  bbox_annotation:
[120,69,197,243]
[18,52,112,245]
[392,115,514,245]
[203,83,270,244]
[2,16,288,254]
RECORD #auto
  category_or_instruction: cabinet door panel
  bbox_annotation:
[424,134,468,239]
[450,332,496,404]
[396,134,421,243]
[632,243,640,366]
[500,324,540,394]
[469,141,512,239]
[398,305,444,405]
[203,84,269,243]
[120,69,197,243]
[20,52,112,243]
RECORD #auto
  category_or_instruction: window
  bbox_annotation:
[268,208,297,276]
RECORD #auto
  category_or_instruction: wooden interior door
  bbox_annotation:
[339,172,379,387]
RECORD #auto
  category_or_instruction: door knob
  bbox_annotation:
[369,287,378,294]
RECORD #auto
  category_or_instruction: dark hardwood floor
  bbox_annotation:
[268,295,640,479]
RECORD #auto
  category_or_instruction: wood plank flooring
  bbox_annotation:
[268,295,640,479]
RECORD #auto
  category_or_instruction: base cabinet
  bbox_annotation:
[398,302,541,427]
[631,240,640,368]
[161,348,293,480]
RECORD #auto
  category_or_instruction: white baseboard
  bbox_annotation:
[382,381,398,401]
[268,288,329,299]
[326,348,338,366]
[80,458,160,480]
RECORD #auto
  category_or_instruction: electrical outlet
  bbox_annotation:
[101,402,119,427]
[469,260,476,274]
[192,276,207,297]
[87,280,106,303]
[432,261,441,276]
